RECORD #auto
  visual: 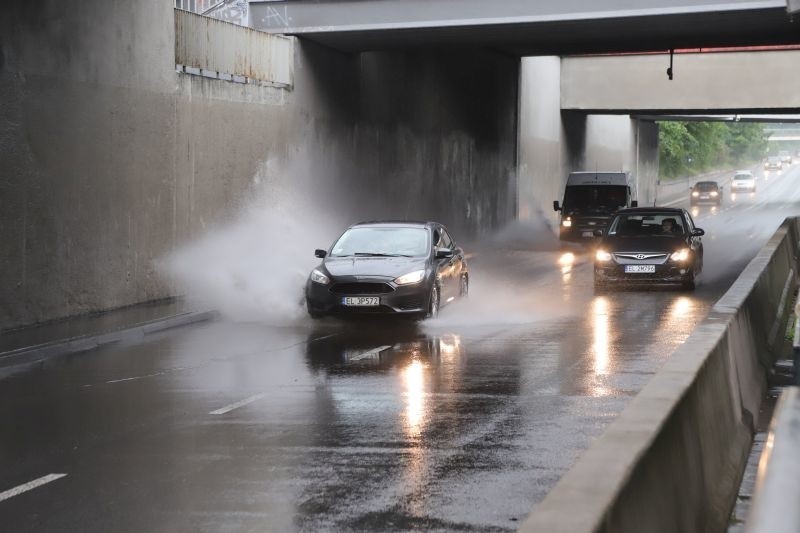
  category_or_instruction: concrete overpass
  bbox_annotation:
[561,50,800,114]
[250,0,800,55]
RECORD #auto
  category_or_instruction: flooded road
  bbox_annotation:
[1,165,799,531]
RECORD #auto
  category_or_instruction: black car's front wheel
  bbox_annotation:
[306,302,324,319]
[426,284,440,319]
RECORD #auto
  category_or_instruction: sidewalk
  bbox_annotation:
[0,299,216,370]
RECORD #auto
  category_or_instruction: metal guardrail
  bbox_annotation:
[174,8,293,87]
[745,386,800,533]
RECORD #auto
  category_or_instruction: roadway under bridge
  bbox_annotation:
[1,1,800,532]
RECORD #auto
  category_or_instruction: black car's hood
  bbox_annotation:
[323,256,428,278]
[602,235,687,253]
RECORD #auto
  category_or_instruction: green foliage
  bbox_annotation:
[658,121,768,179]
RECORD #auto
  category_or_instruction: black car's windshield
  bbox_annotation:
[609,213,686,237]
[329,227,429,257]
[563,185,627,211]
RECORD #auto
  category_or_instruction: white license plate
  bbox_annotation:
[342,296,380,306]
[700,195,709,199]
[582,231,594,237]
[625,265,656,274]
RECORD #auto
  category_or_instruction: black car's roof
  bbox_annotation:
[350,220,436,229]
[615,207,685,215]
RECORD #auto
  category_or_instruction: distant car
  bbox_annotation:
[690,181,722,206]
[305,221,468,319]
[730,171,756,193]
[764,156,783,171]
[593,207,705,290]
[779,150,793,165]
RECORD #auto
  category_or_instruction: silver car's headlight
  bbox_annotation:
[395,270,425,285]
[310,269,330,285]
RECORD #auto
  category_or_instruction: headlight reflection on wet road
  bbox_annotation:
[591,296,612,380]
[402,359,427,438]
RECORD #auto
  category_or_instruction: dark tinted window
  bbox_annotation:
[563,185,627,210]
[440,229,453,249]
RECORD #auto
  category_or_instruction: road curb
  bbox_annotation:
[0,309,218,370]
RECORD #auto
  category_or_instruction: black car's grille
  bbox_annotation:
[613,252,669,265]
[396,295,426,310]
[330,282,394,295]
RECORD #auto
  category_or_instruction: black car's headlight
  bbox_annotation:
[595,250,613,262]
[310,269,330,285]
[670,249,691,262]
[395,270,425,285]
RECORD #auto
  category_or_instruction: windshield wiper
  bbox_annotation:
[353,252,412,257]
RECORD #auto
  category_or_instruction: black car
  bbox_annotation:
[689,181,722,206]
[593,208,704,290]
[305,221,468,319]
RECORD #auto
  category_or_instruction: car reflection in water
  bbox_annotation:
[305,324,460,374]
[304,325,464,438]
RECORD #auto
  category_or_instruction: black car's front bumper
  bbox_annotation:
[690,196,721,205]
[594,262,694,284]
[306,277,431,316]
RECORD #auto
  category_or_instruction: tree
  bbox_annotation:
[658,121,768,179]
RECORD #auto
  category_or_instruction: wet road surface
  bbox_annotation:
[2,165,799,532]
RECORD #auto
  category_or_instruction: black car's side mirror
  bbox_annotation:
[553,201,561,212]
[435,248,454,259]
[630,200,638,208]
[692,228,705,237]
[593,229,604,237]
[315,249,327,258]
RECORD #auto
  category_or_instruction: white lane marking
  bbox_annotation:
[209,393,267,415]
[347,345,392,361]
[0,474,67,503]
[311,333,337,342]
[106,372,166,384]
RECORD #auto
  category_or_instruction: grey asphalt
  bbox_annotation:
[1,165,799,532]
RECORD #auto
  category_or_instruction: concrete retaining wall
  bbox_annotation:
[0,1,517,329]
[521,217,800,533]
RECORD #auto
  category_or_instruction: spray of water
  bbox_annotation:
[163,165,573,328]
[162,159,346,325]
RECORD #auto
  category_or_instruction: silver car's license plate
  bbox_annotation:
[625,265,656,274]
[342,296,380,306]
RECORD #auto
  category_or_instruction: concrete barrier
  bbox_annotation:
[520,217,800,533]
[795,308,800,386]
[744,387,800,533]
